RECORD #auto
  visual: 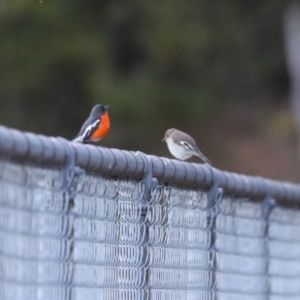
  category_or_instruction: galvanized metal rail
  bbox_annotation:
[0,125,299,202]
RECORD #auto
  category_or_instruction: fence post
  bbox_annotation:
[136,152,157,300]
[262,196,277,297]
[207,167,223,297]
[58,139,85,299]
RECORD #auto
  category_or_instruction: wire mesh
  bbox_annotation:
[72,173,146,299]
[1,128,300,299]
[215,197,268,300]
[268,206,300,299]
[145,186,214,300]
[0,159,70,300]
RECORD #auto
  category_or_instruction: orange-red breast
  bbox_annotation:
[73,104,110,143]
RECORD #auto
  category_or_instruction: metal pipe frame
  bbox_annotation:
[0,125,299,202]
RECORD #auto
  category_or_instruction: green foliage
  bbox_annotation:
[0,0,294,151]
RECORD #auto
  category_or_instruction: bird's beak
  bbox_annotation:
[105,105,110,110]
[161,137,166,142]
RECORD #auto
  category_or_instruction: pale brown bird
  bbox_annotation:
[162,128,211,164]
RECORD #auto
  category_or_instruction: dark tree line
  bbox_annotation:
[0,0,294,154]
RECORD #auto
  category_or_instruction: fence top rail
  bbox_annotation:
[0,125,299,202]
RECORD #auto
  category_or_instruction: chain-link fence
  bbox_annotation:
[1,125,300,300]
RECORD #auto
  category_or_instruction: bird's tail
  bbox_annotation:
[195,150,211,165]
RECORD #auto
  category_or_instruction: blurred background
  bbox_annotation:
[1,0,300,181]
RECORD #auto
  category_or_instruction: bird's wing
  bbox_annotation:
[81,119,101,143]
[179,140,197,151]
[179,141,211,164]
[73,117,101,143]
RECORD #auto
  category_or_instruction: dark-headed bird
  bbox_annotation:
[73,104,110,143]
